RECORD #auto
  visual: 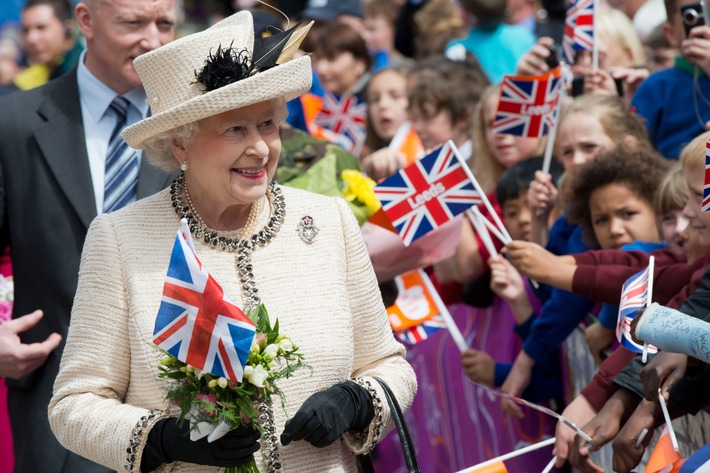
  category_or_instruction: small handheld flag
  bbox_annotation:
[389,121,424,166]
[153,220,256,382]
[703,139,710,212]
[455,438,555,473]
[563,0,595,64]
[616,257,658,355]
[388,269,449,345]
[492,66,563,139]
[314,91,367,155]
[373,141,482,246]
[388,269,441,332]
[644,425,683,473]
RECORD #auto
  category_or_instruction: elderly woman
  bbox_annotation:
[48,11,416,473]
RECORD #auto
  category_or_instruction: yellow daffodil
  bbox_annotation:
[341,170,381,216]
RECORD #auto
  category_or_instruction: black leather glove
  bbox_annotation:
[140,418,261,471]
[280,381,374,448]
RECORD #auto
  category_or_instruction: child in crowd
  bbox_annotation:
[500,95,653,438]
[630,0,710,158]
[645,23,680,72]
[361,0,412,69]
[507,132,710,471]
[446,0,535,83]
[407,59,488,154]
[359,66,422,180]
[472,85,543,195]
[433,84,542,286]
[461,156,565,405]
[290,22,372,153]
[584,165,690,363]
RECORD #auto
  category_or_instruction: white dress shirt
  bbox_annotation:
[76,50,147,214]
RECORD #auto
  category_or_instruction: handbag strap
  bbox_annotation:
[373,377,420,473]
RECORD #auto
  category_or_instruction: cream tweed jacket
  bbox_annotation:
[48,185,416,472]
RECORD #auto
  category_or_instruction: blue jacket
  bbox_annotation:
[523,216,596,363]
[631,56,710,159]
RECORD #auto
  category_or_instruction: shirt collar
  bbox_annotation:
[675,55,706,78]
[76,50,149,123]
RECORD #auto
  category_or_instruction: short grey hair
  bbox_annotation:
[141,98,289,172]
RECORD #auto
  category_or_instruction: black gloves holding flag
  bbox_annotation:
[280,381,375,448]
[140,417,261,471]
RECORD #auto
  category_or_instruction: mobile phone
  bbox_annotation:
[681,0,710,37]
[544,44,561,69]
[571,76,584,97]
[570,76,624,98]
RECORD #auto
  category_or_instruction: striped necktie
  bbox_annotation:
[103,96,139,213]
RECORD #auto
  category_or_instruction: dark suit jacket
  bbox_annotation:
[0,68,175,473]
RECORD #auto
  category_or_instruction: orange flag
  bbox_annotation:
[645,428,684,473]
[466,461,508,473]
[387,269,439,332]
[397,125,424,166]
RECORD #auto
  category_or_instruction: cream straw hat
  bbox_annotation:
[122,10,312,149]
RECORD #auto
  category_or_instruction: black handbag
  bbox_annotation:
[356,377,420,473]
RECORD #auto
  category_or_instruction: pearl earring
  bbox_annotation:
[180,160,188,172]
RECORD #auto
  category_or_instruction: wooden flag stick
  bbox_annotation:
[417,268,468,353]
[642,256,655,363]
[451,140,513,244]
[455,438,556,473]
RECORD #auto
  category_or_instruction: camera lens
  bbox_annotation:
[684,8,700,25]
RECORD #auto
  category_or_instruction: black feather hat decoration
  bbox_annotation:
[194,20,313,94]
[194,42,252,93]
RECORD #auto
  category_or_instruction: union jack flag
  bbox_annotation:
[396,314,447,344]
[153,220,256,382]
[703,139,710,211]
[563,0,595,63]
[616,260,658,354]
[492,66,563,138]
[314,91,366,155]
[373,141,482,246]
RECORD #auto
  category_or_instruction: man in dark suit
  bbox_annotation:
[0,0,177,471]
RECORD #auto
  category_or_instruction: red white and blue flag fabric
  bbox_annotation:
[702,139,710,212]
[396,314,447,344]
[153,220,256,382]
[373,141,482,246]
[616,263,658,354]
[315,91,367,155]
[492,66,563,138]
[563,0,595,63]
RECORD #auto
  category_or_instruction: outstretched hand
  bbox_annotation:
[640,351,688,402]
[500,351,534,418]
[0,310,62,379]
[552,395,597,469]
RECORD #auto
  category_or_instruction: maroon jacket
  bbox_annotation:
[568,249,709,410]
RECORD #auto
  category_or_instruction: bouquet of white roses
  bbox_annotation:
[157,303,307,473]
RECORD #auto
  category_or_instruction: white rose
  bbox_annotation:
[278,339,294,353]
[194,368,203,379]
[249,365,268,388]
[243,365,254,378]
[263,344,278,360]
[218,377,228,388]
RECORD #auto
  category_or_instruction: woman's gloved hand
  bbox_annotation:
[140,418,261,471]
[280,381,374,448]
